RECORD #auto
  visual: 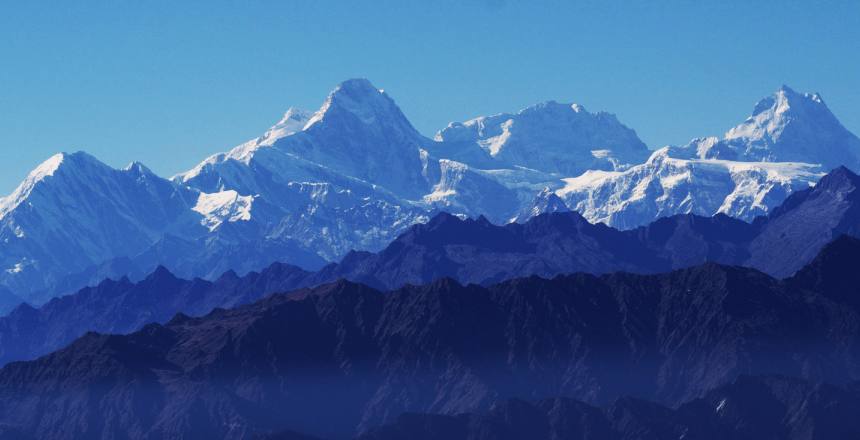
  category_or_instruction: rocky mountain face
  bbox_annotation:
[2,81,856,305]
[747,166,860,277]
[2,236,860,439]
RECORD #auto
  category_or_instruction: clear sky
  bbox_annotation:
[1,0,858,194]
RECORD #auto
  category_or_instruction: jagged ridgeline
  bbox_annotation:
[0,81,858,438]
[2,234,860,439]
[1,80,858,306]
[3,165,860,371]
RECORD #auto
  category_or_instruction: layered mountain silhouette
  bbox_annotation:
[0,70,857,440]
[0,262,312,367]
[1,235,860,439]
[2,166,860,367]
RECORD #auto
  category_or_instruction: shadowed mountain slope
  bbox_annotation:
[2,236,860,438]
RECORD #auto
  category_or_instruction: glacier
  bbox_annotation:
[554,148,823,229]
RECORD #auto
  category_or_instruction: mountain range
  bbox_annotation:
[2,232,860,439]
[2,164,860,367]
[1,80,857,306]
[0,77,857,440]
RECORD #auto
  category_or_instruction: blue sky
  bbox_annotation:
[1,0,858,193]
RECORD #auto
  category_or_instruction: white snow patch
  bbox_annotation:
[479,119,514,156]
[422,189,456,203]
[591,149,611,159]
[29,153,64,180]
[193,190,254,231]
[557,169,623,196]
[6,262,24,274]
[422,159,468,204]
[660,171,692,189]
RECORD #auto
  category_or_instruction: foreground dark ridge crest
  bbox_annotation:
[2,235,860,438]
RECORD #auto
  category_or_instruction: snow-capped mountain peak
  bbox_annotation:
[178,78,431,193]
[0,153,64,219]
[0,152,116,219]
[27,152,64,179]
[302,78,422,141]
[0,152,212,301]
[123,161,159,180]
[432,99,650,176]
[689,85,860,170]
[725,85,828,143]
[189,79,412,175]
